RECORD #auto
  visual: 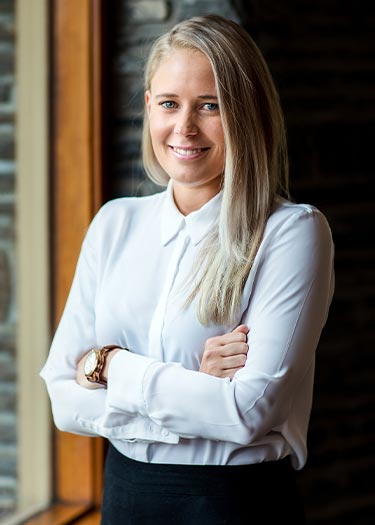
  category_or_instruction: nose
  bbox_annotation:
[174,110,198,136]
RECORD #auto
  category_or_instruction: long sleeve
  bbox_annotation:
[105,207,334,461]
[40,210,103,435]
[40,204,179,444]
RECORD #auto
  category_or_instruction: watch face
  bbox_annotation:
[84,350,98,376]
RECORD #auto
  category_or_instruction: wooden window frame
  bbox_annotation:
[22,1,110,523]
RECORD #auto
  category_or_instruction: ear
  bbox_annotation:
[145,90,151,115]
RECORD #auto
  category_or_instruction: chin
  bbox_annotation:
[170,175,206,186]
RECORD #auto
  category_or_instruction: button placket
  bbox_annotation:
[147,228,190,360]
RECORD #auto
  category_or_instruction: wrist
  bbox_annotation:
[83,345,127,388]
[101,348,121,383]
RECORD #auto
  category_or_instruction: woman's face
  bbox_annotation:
[145,48,225,200]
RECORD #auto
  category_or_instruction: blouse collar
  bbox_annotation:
[161,180,222,247]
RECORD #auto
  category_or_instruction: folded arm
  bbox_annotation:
[41,207,334,446]
[105,209,334,444]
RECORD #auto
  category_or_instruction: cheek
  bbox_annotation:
[215,133,225,157]
[149,117,169,148]
[210,121,225,148]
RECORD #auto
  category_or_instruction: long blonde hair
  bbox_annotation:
[142,15,289,326]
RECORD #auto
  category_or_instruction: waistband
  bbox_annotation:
[105,443,294,497]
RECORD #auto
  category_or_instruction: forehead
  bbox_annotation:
[150,48,217,94]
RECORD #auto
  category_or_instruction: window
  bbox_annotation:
[1,1,106,524]
[0,1,50,523]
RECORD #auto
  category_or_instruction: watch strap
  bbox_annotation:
[86,345,127,387]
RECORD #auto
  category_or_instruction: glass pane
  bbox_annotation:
[0,1,17,519]
[0,2,50,522]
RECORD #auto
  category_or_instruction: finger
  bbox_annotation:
[232,324,249,335]
[221,353,247,370]
[220,366,244,380]
[208,331,248,347]
[220,341,248,357]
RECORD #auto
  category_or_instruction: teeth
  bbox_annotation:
[173,147,203,156]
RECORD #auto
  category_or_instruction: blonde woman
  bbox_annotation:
[41,15,334,524]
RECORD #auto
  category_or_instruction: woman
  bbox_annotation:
[41,14,334,524]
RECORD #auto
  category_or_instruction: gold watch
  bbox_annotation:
[84,345,125,387]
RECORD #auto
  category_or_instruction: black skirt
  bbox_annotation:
[101,443,306,525]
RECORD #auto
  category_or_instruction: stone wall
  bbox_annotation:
[0,0,16,518]
[110,1,375,524]
[244,4,375,524]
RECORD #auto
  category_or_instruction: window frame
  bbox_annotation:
[50,0,108,519]
[15,0,110,523]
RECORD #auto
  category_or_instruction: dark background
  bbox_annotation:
[108,1,375,523]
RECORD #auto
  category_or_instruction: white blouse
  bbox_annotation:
[40,182,335,469]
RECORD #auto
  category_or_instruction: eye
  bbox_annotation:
[160,101,177,109]
[202,102,219,111]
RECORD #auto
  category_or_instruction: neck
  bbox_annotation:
[172,181,222,216]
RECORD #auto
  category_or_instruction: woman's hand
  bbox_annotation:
[199,324,249,380]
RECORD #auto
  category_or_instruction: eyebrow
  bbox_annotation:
[155,93,218,100]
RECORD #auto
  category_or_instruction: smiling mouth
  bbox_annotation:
[170,146,210,157]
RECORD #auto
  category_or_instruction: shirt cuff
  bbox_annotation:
[106,350,157,416]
